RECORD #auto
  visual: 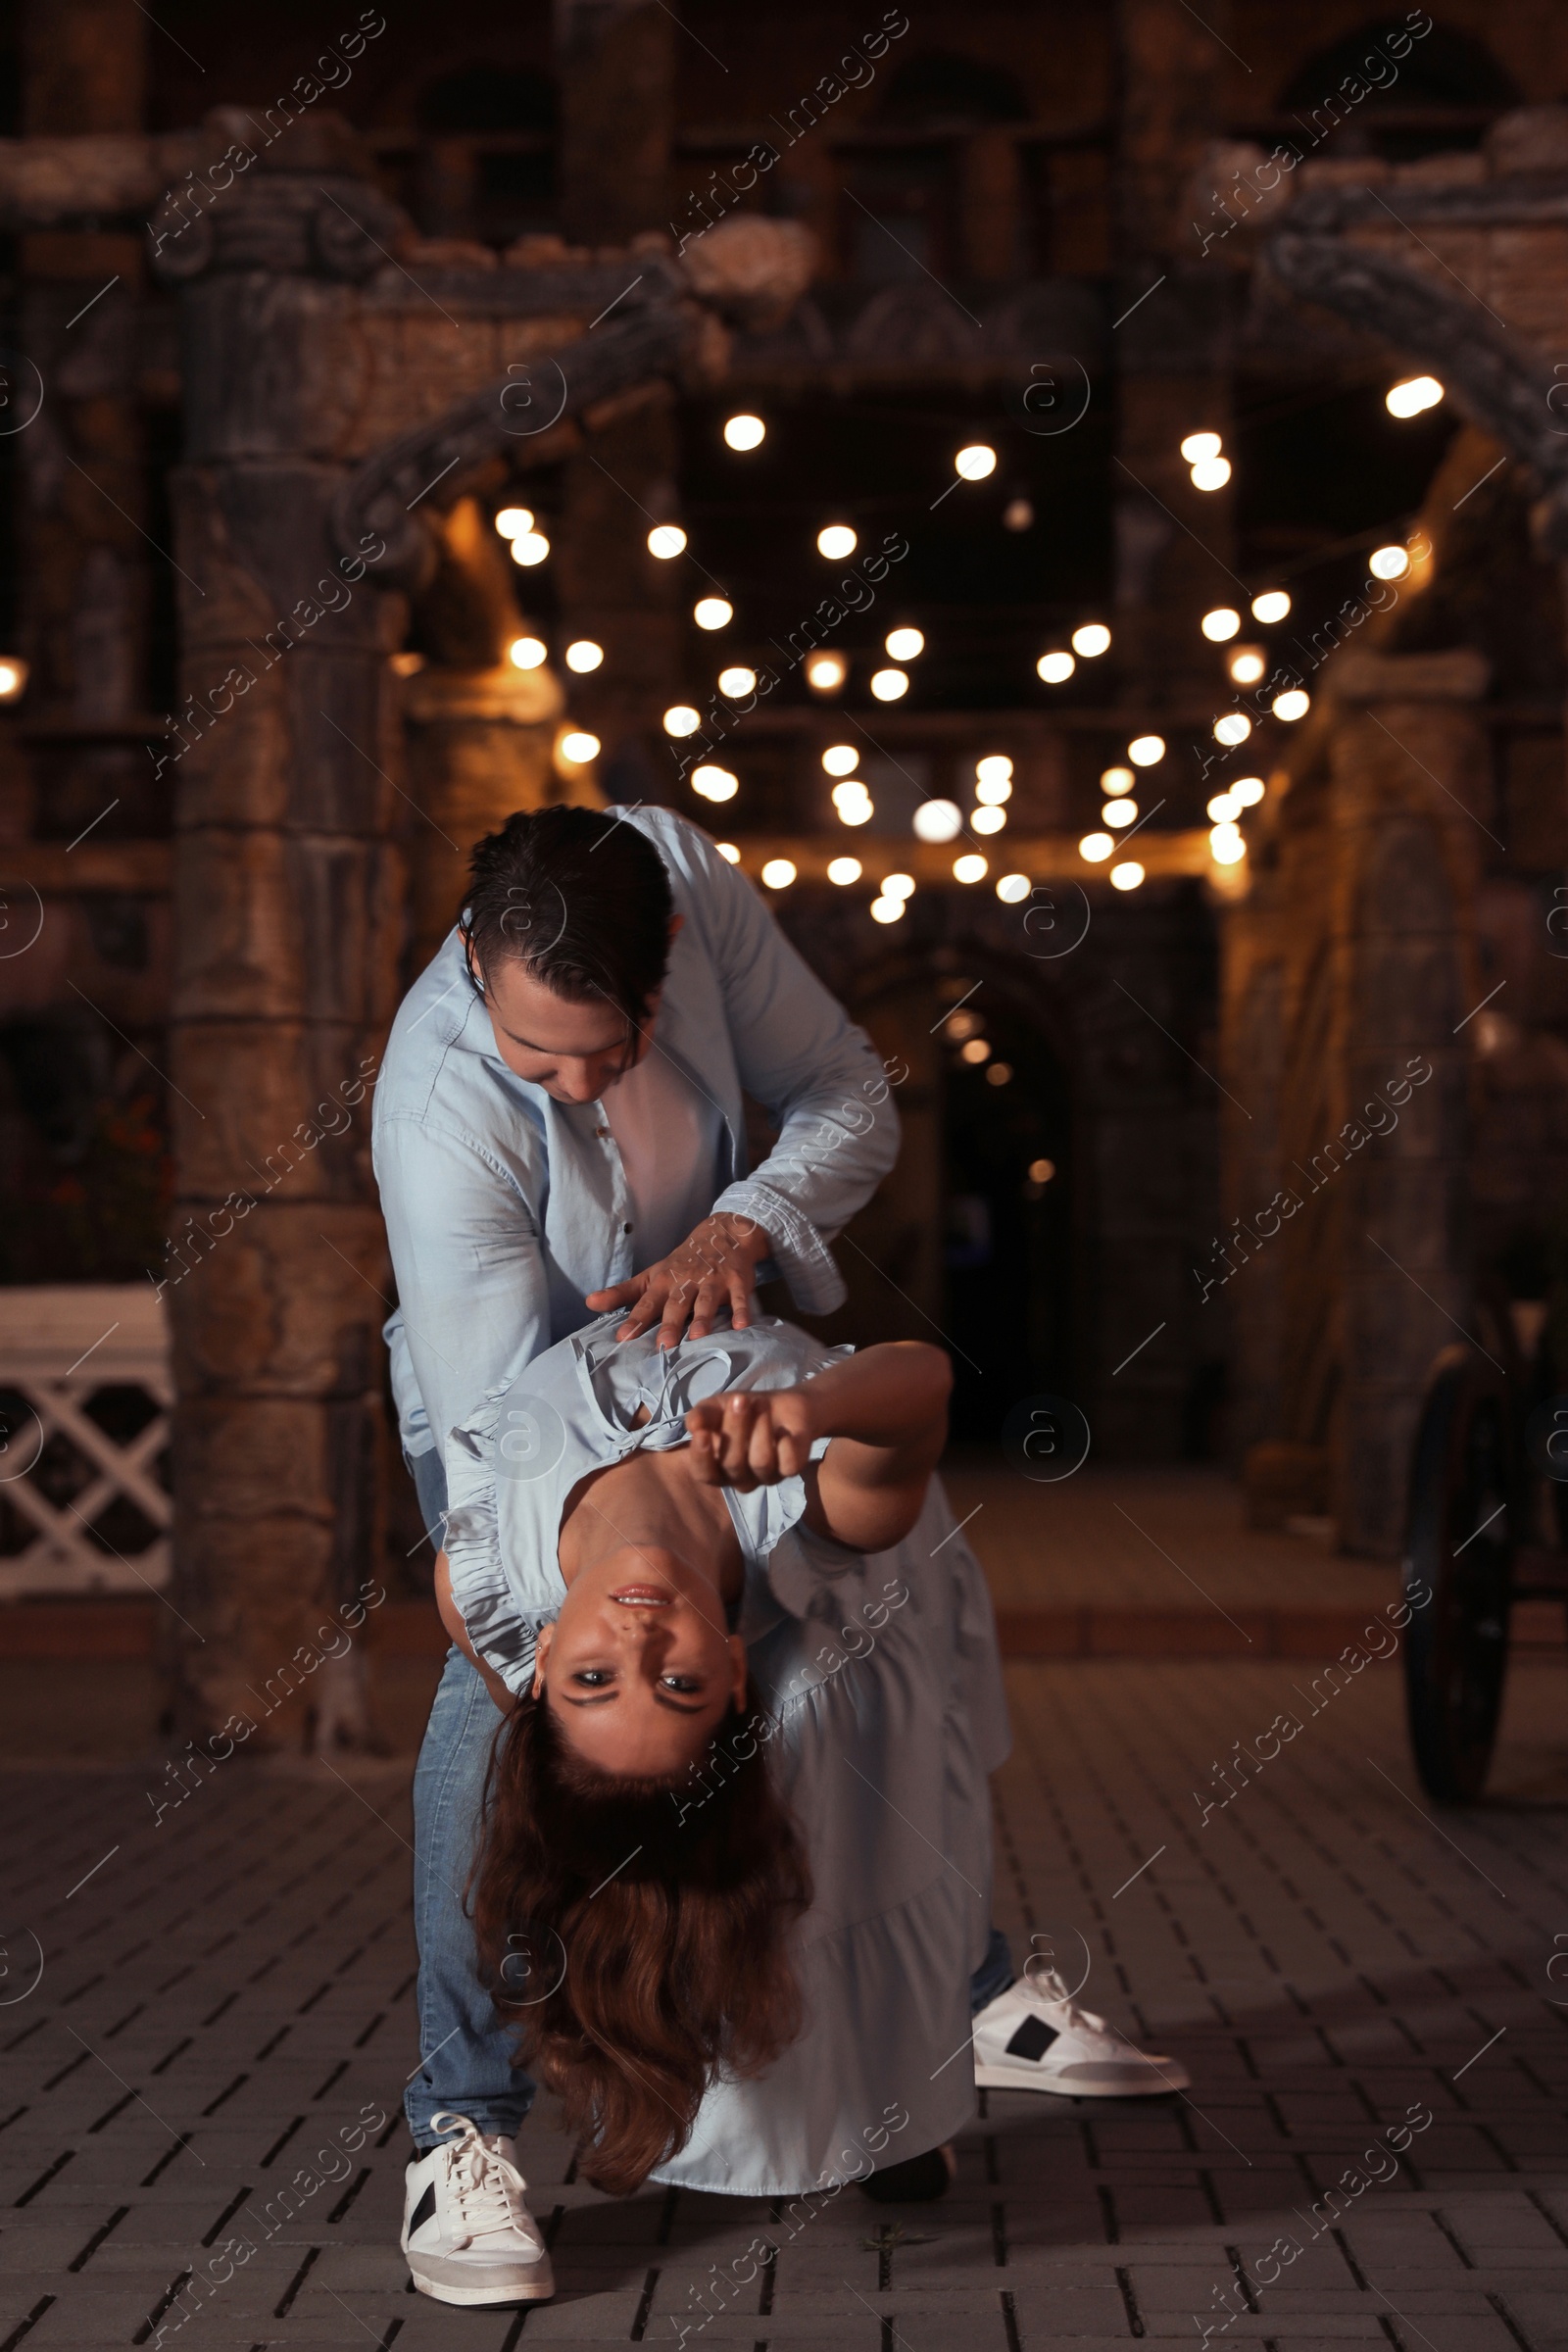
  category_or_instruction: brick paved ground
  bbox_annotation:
[2,1639,1565,2352]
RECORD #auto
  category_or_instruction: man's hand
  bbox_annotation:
[585,1211,772,1348]
[684,1388,817,1491]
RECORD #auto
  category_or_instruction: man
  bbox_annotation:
[373,801,902,2304]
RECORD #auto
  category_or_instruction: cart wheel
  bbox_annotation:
[1402,1345,1517,1803]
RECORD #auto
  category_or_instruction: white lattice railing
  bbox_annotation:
[0,1286,172,1599]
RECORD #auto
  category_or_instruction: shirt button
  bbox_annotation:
[596,1126,610,1139]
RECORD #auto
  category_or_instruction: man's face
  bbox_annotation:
[473,953,656,1104]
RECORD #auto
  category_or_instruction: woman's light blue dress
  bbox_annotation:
[442,1310,1011,2197]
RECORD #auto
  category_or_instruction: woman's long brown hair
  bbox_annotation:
[470,1680,811,2195]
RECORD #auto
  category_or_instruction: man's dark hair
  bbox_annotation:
[461,807,675,1029]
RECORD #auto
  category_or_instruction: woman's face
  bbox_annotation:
[533,1544,746,1778]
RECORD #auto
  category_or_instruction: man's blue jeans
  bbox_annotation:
[402,1448,1014,2154]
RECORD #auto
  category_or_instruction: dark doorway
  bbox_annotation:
[940,993,1072,1440]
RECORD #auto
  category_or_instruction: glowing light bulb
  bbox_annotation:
[1110,861,1145,891]
[1233,776,1265,807]
[511,530,551,565]
[1079,832,1114,863]
[954,854,988,883]
[715,842,741,863]
[971,806,1006,835]
[913,799,962,843]
[1207,792,1240,823]
[0,658,25,701]
[718,665,757,697]
[1100,765,1134,795]
[760,858,797,890]
[1037,651,1075,684]
[817,523,857,559]
[955,444,997,480]
[663,705,701,737]
[976,755,1013,787]
[822,745,859,777]
[723,413,765,449]
[974,775,1012,807]
[1071,622,1111,658]
[1190,457,1231,491]
[881,872,915,901]
[1102,798,1138,827]
[1210,822,1246,863]
[1272,688,1310,721]
[1228,647,1265,685]
[996,873,1031,904]
[836,793,873,826]
[1214,712,1251,746]
[1003,496,1034,531]
[1370,544,1410,580]
[1251,589,1291,623]
[1128,734,1165,766]
[808,652,849,692]
[694,597,732,630]
[691,765,738,802]
[564,639,603,673]
[961,1037,992,1064]
[870,668,908,702]
[1201,607,1241,642]
[870,895,905,923]
[1386,375,1443,418]
[886,627,924,661]
[828,857,861,885]
[559,730,600,763]
[647,523,687,560]
[1181,431,1222,464]
[509,636,547,669]
[495,506,534,538]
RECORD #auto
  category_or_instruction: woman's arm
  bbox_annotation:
[434,1551,517,1714]
[684,1342,951,1552]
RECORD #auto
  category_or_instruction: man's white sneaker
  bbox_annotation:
[402,2111,555,2307]
[973,1969,1191,2097]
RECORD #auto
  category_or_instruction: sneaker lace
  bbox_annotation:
[431,2114,527,2249]
[1028,1966,1101,2034]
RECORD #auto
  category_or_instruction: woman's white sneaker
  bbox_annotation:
[402,2111,556,2306]
[972,1969,1191,2097]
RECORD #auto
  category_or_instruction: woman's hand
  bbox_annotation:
[684,1388,817,1490]
[586,1212,772,1348]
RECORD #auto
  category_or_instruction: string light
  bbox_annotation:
[1190,456,1231,491]
[976,755,1013,786]
[559,730,600,762]
[1207,791,1240,822]
[954,853,988,883]
[0,657,26,701]
[1251,589,1290,622]
[971,807,1006,835]
[1386,375,1443,418]
[723,413,766,449]
[886,626,924,660]
[987,1062,1012,1086]
[1071,622,1110,657]
[975,773,1011,807]
[511,530,550,565]
[1110,861,1145,891]
[647,524,687,559]
[494,507,534,538]
[913,799,962,842]
[833,782,873,826]
[761,858,797,889]
[564,640,603,672]
[870,667,908,702]
[1369,545,1409,580]
[1228,647,1265,685]
[1079,832,1114,862]
[694,597,732,629]
[1102,797,1138,827]
[808,652,849,692]
[693,776,734,806]
[718,665,757,696]
[828,857,861,884]
[1209,822,1246,864]
[1201,607,1241,642]
[663,705,700,736]
[1128,734,1165,766]
[1272,688,1310,721]
[870,895,905,922]
[1037,651,1075,683]
[1003,497,1034,531]
[822,744,858,776]
[1181,432,1222,464]
[996,873,1030,904]
[1100,765,1134,795]
[715,842,741,863]
[955,444,997,479]
[817,523,857,559]
[509,636,547,669]
[960,1037,992,1064]
[1214,712,1251,746]
[881,873,915,901]
[1233,776,1265,807]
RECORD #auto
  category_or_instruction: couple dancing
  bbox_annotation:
[374,805,1187,2308]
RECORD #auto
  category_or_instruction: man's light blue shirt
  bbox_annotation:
[372,808,900,1462]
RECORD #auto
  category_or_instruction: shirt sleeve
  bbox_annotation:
[373,1110,553,1466]
[679,827,901,1313]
